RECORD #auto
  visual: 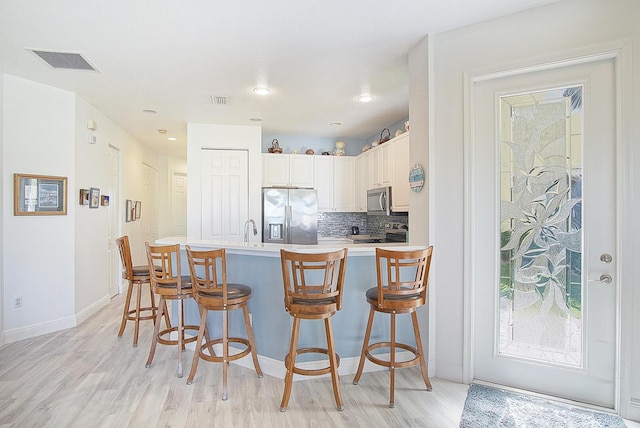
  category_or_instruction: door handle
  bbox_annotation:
[588,274,613,284]
[599,274,612,284]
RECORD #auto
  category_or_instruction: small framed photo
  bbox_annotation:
[125,199,133,222]
[89,188,100,209]
[101,195,109,206]
[14,173,68,216]
[79,189,90,205]
[135,201,141,219]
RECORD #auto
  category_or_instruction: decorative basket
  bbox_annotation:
[268,138,282,153]
[379,128,391,144]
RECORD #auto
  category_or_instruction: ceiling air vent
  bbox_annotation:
[28,49,98,71]
[211,96,228,105]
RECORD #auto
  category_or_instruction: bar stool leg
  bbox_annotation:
[411,311,432,391]
[280,317,301,412]
[146,295,166,368]
[133,281,143,347]
[222,309,229,400]
[149,286,171,329]
[390,313,396,408]
[325,318,343,411]
[117,281,134,339]
[177,298,184,378]
[353,308,375,385]
[242,306,263,378]
[187,305,208,385]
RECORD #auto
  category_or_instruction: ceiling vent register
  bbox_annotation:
[29,50,98,71]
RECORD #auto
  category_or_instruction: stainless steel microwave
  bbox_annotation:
[367,187,391,215]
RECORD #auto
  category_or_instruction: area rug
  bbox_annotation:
[460,383,626,427]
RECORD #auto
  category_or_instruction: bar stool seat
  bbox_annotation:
[279,248,348,412]
[185,246,263,401]
[116,235,169,347]
[353,246,434,408]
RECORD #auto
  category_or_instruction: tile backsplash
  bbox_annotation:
[318,212,408,237]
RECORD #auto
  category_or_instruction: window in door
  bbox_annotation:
[499,86,583,367]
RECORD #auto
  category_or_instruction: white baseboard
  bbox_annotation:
[76,294,110,325]
[4,315,77,343]
[3,294,110,344]
[628,398,640,422]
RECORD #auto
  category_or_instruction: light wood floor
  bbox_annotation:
[0,292,469,428]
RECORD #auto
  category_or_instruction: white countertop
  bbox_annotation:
[156,236,424,257]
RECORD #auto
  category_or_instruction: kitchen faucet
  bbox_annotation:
[244,219,258,245]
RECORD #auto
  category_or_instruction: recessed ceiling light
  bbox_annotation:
[329,122,342,126]
[143,109,157,114]
[168,137,177,141]
[157,129,167,134]
[253,87,270,95]
[357,94,373,103]
[249,118,263,122]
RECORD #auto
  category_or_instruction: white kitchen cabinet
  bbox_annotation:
[262,153,315,188]
[370,142,393,189]
[314,156,355,212]
[391,132,410,211]
[354,155,366,212]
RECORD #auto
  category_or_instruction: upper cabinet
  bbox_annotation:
[356,131,411,212]
[370,143,393,189]
[391,133,410,211]
[262,154,315,188]
[354,155,367,212]
[315,156,355,212]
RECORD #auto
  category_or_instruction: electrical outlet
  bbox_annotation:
[14,297,22,308]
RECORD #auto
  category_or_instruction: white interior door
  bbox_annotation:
[471,58,617,407]
[107,145,120,296]
[171,171,187,236]
[201,149,249,242]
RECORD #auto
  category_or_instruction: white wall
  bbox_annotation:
[1,74,173,342]
[186,123,262,239]
[2,75,77,340]
[425,0,639,418]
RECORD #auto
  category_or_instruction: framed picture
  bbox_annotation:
[101,195,109,206]
[89,188,100,208]
[135,201,141,219]
[14,173,68,216]
[125,199,133,222]
[79,189,90,205]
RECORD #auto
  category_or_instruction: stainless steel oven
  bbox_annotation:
[384,223,408,243]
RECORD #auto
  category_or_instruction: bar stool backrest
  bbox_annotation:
[185,246,228,301]
[280,248,348,315]
[375,247,433,309]
[145,242,186,293]
[116,235,134,280]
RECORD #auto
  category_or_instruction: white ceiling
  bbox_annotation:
[0,0,558,158]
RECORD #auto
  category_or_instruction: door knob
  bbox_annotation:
[600,253,613,263]
[599,274,613,284]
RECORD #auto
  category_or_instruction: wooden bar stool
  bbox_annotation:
[184,246,263,400]
[145,242,200,378]
[116,235,169,347]
[279,248,348,412]
[353,246,433,408]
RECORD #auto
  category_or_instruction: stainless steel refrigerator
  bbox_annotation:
[262,188,318,244]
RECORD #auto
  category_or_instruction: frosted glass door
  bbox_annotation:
[472,59,617,407]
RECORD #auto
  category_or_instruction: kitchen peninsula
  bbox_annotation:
[156,236,427,378]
